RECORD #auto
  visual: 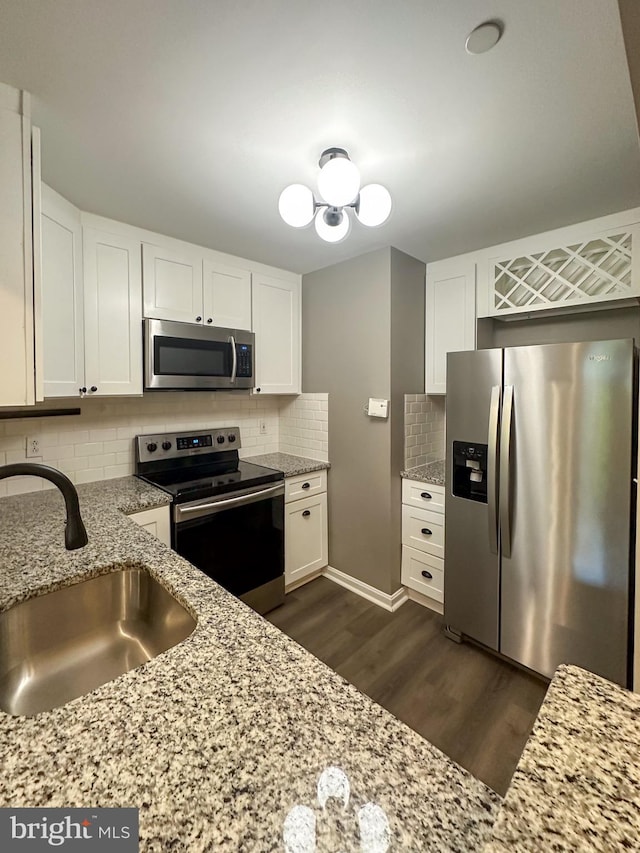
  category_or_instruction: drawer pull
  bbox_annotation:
[302,510,311,517]
[421,570,433,580]
[301,482,311,489]
[420,492,432,499]
[421,528,432,536]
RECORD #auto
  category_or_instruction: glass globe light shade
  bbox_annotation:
[314,207,351,243]
[317,157,361,207]
[278,184,315,228]
[355,184,392,227]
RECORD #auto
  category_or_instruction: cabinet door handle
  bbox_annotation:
[79,387,86,395]
[207,317,213,324]
[195,316,202,322]
[421,528,432,536]
[421,570,433,580]
[302,510,311,517]
[420,492,432,499]
[301,482,311,489]
[90,386,97,393]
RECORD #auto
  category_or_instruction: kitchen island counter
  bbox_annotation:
[0,476,498,851]
[485,664,640,852]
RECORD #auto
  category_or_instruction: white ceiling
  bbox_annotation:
[0,0,639,274]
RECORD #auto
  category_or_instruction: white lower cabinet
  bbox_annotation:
[285,470,328,590]
[127,505,171,548]
[401,479,445,611]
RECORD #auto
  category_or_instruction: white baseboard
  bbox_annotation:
[285,569,323,594]
[322,566,409,612]
[406,587,444,615]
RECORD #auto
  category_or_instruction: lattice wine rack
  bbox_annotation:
[492,231,633,313]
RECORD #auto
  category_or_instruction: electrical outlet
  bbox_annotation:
[26,436,42,458]
[259,420,268,435]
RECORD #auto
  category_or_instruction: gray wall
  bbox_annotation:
[477,305,640,350]
[302,247,424,595]
[389,248,426,588]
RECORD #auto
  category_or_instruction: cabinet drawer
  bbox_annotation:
[285,469,327,503]
[285,492,328,585]
[401,546,444,603]
[401,505,444,559]
[401,479,445,514]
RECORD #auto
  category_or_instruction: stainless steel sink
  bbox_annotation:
[0,567,196,716]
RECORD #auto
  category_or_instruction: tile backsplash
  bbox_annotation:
[0,392,329,497]
[404,394,445,468]
[279,393,329,462]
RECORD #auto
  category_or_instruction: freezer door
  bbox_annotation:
[501,339,634,685]
[444,348,502,649]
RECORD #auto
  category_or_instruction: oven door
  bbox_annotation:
[172,482,285,614]
[144,318,254,390]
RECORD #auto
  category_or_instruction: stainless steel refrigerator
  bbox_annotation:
[444,338,636,687]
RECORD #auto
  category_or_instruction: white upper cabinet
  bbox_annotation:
[252,274,301,395]
[202,259,252,330]
[142,243,252,331]
[476,210,640,319]
[0,83,38,407]
[83,227,142,396]
[142,242,203,324]
[41,194,143,398]
[425,257,476,395]
[41,184,84,398]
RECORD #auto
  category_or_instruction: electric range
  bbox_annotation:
[135,426,285,614]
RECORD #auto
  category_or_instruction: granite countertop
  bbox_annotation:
[0,476,499,851]
[245,451,331,478]
[485,664,640,852]
[401,459,445,486]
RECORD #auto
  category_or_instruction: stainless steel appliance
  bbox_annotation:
[144,318,254,391]
[135,427,285,614]
[444,338,637,687]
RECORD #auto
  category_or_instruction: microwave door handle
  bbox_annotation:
[229,335,237,384]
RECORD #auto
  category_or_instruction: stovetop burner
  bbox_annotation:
[134,427,283,504]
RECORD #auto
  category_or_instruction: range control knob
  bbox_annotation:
[146,442,157,453]
[162,441,172,451]
[216,435,225,444]
[227,434,237,443]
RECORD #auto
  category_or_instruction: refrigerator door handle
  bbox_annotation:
[488,385,501,555]
[500,384,514,558]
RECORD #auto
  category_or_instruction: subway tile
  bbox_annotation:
[75,442,104,457]
[0,435,26,451]
[104,464,132,479]
[43,444,75,462]
[75,468,104,484]
[89,428,118,443]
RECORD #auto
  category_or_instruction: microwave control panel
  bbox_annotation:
[236,343,252,377]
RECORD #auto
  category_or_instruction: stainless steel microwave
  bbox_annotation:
[144,318,255,391]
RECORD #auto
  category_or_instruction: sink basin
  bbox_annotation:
[0,567,196,716]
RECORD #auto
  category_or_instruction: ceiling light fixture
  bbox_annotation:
[278,148,392,243]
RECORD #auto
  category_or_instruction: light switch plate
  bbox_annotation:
[367,398,389,418]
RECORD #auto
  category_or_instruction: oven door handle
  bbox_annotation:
[229,335,237,384]
[174,482,284,522]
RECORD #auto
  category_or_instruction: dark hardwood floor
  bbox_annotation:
[266,577,548,796]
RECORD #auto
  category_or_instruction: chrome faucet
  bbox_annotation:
[0,463,88,550]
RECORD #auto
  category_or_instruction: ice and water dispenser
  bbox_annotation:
[451,442,488,503]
